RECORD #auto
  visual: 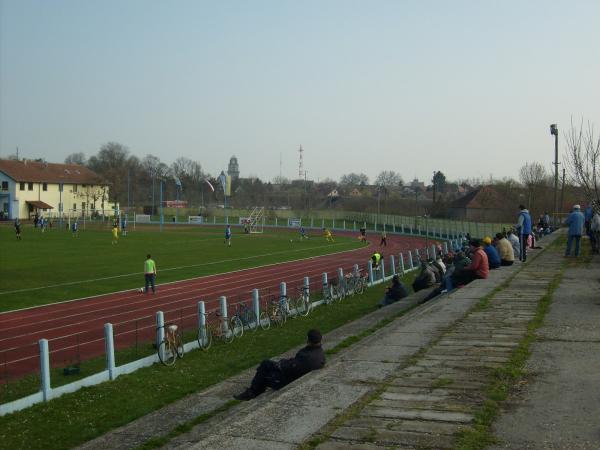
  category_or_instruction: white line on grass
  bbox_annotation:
[0,241,369,311]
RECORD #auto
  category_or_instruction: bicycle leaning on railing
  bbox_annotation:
[266,293,290,326]
[344,269,368,296]
[230,301,258,333]
[292,285,312,316]
[197,311,238,350]
[157,323,184,366]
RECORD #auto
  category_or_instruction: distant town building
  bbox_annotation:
[0,159,108,220]
[227,156,239,180]
[409,178,426,191]
[349,188,363,198]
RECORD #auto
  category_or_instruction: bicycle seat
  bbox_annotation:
[168,324,178,332]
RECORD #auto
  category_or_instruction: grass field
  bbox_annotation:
[0,275,419,450]
[0,224,365,312]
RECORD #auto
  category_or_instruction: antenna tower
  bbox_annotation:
[298,145,304,179]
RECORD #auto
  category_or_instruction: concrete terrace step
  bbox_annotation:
[78,232,561,450]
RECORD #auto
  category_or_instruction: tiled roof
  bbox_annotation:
[0,159,105,184]
[448,186,509,209]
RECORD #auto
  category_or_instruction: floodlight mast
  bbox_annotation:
[550,124,559,226]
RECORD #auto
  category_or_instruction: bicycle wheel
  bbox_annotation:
[329,284,340,302]
[197,325,212,350]
[274,306,286,326]
[354,277,365,295]
[230,316,244,339]
[223,321,235,344]
[259,310,271,330]
[158,340,176,366]
[345,278,355,297]
[288,296,301,317]
[175,331,184,358]
[299,295,311,316]
[322,288,333,305]
[245,310,259,331]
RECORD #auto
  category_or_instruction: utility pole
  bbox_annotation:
[550,124,559,226]
[560,168,566,217]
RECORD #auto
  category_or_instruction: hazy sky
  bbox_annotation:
[1,0,600,184]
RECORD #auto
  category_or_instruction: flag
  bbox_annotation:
[205,179,215,192]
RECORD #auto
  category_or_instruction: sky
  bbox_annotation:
[1,0,600,184]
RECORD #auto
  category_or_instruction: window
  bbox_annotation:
[1,181,7,191]
[81,202,86,211]
[20,182,25,191]
[43,183,48,191]
[28,182,33,191]
[73,184,78,193]
[73,204,77,211]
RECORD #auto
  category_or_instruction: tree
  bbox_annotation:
[87,142,131,203]
[339,173,369,186]
[375,171,403,189]
[64,152,87,166]
[564,119,600,209]
[432,171,446,202]
[519,162,548,210]
[272,176,291,185]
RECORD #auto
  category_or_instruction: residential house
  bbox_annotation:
[447,185,514,222]
[0,159,109,220]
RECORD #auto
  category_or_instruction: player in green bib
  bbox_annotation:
[144,254,157,294]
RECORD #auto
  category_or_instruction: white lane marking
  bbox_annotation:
[0,242,352,296]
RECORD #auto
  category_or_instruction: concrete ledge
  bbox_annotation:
[78,236,556,450]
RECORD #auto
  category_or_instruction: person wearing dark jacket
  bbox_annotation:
[412,261,437,292]
[234,329,325,401]
[379,275,409,306]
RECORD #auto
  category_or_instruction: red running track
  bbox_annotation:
[0,233,430,380]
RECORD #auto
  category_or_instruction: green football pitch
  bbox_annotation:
[0,224,364,312]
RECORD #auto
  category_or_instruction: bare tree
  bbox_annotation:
[375,170,403,188]
[65,152,87,166]
[564,118,600,208]
[519,162,547,210]
[87,142,130,202]
[272,176,291,185]
[339,173,369,186]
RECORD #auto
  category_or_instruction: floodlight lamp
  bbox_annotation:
[550,124,558,136]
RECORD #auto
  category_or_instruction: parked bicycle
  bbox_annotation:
[197,311,236,350]
[344,269,368,296]
[267,294,289,326]
[328,277,344,302]
[258,299,273,330]
[157,323,184,366]
[230,301,258,333]
[293,285,312,316]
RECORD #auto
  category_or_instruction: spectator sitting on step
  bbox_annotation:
[427,259,442,283]
[234,329,325,401]
[494,233,515,266]
[451,239,489,286]
[431,256,446,277]
[482,236,501,269]
[506,229,520,260]
[379,275,409,307]
[412,261,437,292]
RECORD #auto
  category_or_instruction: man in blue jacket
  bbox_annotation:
[564,204,585,257]
[516,205,532,262]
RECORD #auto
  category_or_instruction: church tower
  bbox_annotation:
[228,156,239,180]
